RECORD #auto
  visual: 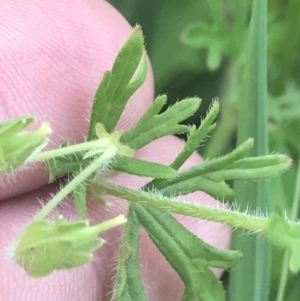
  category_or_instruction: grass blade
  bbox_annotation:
[228,1,271,300]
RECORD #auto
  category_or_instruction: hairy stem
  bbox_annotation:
[31,139,109,162]
[35,147,117,220]
[74,215,127,240]
[95,180,275,232]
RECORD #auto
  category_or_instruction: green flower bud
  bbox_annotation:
[0,116,52,173]
[13,214,126,277]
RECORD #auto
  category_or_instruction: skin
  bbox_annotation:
[0,1,231,300]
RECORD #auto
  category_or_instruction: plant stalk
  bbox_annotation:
[95,180,274,232]
[35,147,117,220]
[31,139,109,162]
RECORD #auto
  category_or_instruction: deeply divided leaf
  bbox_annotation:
[121,95,201,150]
[148,139,289,200]
[112,156,177,179]
[134,205,242,301]
[112,208,148,301]
[171,100,219,170]
[267,214,300,273]
[73,176,88,217]
[88,26,147,139]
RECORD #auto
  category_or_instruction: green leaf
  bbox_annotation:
[182,21,226,70]
[267,214,300,273]
[148,139,289,201]
[112,207,148,301]
[212,155,290,181]
[0,145,5,170]
[112,156,177,179]
[148,139,253,199]
[46,150,177,184]
[156,138,254,188]
[73,179,88,217]
[171,100,219,170]
[97,179,241,301]
[183,21,214,49]
[148,139,291,200]
[88,26,147,139]
[46,154,86,181]
[121,95,201,150]
[134,204,242,301]
[45,140,76,181]
[161,174,234,200]
[122,0,209,92]
[207,41,223,71]
[110,99,222,300]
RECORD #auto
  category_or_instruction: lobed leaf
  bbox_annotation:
[267,214,300,273]
[73,177,88,217]
[151,138,254,192]
[135,204,242,301]
[112,207,148,301]
[111,156,177,179]
[171,100,219,170]
[88,26,147,139]
[182,21,227,70]
[211,155,291,181]
[46,150,177,182]
[121,95,201,150]
[161,175,233,200]
[147,140,289,200]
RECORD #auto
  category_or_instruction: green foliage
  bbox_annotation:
[267,214,300,274]
[112,208,148,301]
[107,1,300,300]
[88,26,147,137]
[134,205,241,301]
[182,1,248,71]
[2,13,299,301]
[183,21,231,71]
[46,123,134,217]
[112,156,177,179]
[170,100,218,169]
[121,95,201,149]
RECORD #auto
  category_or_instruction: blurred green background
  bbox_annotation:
[107,0,300,300]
